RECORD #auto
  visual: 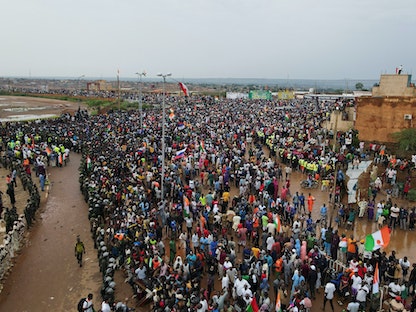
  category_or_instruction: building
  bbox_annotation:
[355,74,416,143]
[86,80,111,91]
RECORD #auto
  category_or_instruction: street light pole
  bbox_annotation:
[157,73,172,209]
[135,71,146,129]
[330,107,341,227]
[77,75,85,94]
[332,107,340,152]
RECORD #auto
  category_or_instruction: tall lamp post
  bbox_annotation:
[330,106,341,227]
[77,74,85,94]
[135,71,146,129]
[157,73,172,209]
[332,106,340,152]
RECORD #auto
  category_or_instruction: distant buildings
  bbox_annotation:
[355,74,416,143]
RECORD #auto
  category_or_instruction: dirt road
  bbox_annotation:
[0,153,102,311]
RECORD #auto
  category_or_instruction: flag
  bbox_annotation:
[175,147,187,159]
[275,292,282,312]
[169,108,175,121]
[200,140,206,154]
[364,226,391,251]
[86,156,92,170]
[177,122,186,131]
[372,262,379,294]
[178,82,189,96]
[274,214,282,233]
[246,297,259,312]
[284,113,290,122]
[45,146,52,156]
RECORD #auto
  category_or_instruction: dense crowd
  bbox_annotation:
[1,94,416,312]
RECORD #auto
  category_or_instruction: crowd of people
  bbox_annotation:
[1,93,416,312]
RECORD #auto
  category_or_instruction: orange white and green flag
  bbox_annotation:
[274,214,282,233]
[275,292,282,312]
[373,262,379,294]
[364,226,391,251]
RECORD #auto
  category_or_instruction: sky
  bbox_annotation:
[1,0,415,80]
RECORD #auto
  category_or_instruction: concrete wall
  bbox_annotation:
[355,97,416,142]
[372,74,416,97]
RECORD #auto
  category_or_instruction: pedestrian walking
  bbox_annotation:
[74,236,85,267]
[323,281,336,311]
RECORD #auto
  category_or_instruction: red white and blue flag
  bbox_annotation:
[178,82,189,96]
[175,147,187,159]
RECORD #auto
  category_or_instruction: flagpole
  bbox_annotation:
[135,71,146,129]
[157,73,172,211]
[117,70,121,110]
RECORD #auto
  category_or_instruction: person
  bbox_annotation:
[75,236,86,267]
[83,293,94,312]
[323,281,336,311]
[399,256,411,281]
[388,295,406,312]
[307,193,315,214]
[101,297,111,312]
[39,173,46,192]
[347,300,360,312]
[320,203,328,224]
[398,65,403,75]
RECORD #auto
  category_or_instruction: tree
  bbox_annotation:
[355,82,364,90]
[391,128,416,153]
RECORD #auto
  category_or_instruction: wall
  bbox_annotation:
[355,97,416,142]
[372,74,416,97]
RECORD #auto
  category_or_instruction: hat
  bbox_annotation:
[395,296,401,301]
[310,265,316,271]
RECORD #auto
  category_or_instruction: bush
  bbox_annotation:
[408,189,416,202]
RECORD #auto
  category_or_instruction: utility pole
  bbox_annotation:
[157,73,172,211]
[135,71,146,129]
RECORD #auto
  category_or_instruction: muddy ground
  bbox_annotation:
[0,96,415,312]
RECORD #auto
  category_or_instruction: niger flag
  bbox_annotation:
[247,297,259,312]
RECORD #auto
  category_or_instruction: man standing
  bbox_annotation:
[83,293,94,312]
[299,193,306,213]
[307,193,315,214]
[101,297,111,312]
[323,281,336,311]
[398,65,403,74]
[75,236,86,267]
[169,237,176,265]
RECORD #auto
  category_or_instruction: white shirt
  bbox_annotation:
[235,278,250,297]
[324,282,336,299]
[101,301,111,312]
[221,275,230,290]
[266,222,276,235]
[266,236,275,251]
[356,285,369,302]
[83,299,94,312]
[351,274,362,290]
[347,301,360,312]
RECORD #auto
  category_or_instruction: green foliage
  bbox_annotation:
[85,99,114,107]
[355,82,364,90]
[391,128,416,153]
[408,189,416,202]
